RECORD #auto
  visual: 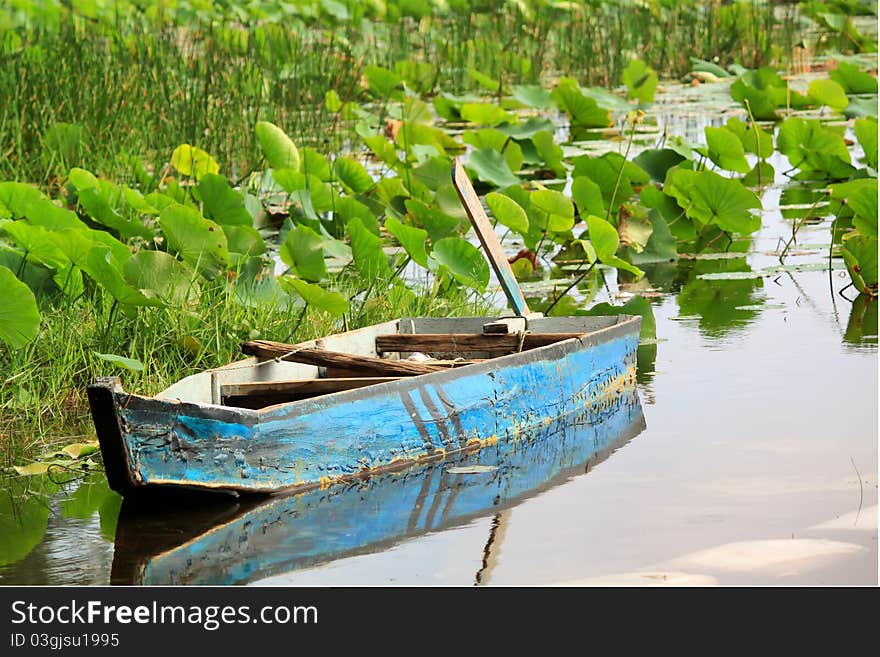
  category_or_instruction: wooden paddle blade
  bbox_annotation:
[451,158,532,318]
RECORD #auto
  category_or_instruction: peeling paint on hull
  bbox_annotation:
[112,388,646,585]
[89,317,641,495]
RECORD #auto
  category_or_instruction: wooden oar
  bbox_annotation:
[451,158,535,319]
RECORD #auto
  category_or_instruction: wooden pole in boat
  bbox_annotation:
[451,158,535,319]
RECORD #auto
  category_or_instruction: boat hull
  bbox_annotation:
[89,316,640,495]
[112,389,646,585]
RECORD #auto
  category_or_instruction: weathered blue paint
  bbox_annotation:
[113,389,645,585]
[96,320,639,494]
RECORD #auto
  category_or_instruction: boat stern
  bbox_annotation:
[87,376,139,496]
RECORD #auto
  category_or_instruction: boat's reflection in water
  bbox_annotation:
[112,390,646,585]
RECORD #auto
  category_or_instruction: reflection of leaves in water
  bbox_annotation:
[0,483,51,568]
[677,258,764,336]
[844,295,878,347]
[60,473,123,542]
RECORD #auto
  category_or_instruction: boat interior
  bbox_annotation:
[155,315,631,410]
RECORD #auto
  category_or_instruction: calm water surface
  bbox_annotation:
[1,77,876,586]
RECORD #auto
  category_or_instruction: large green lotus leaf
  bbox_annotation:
[333,156,374,194]
[854,117,878,170]
[632,149,686,183]
[282,277,349,317]
[550,78,611,128]
[580,295,656,339]
[412,156,452,191]
[0,220,69,271]
[395,122,461,156]
[279,223,327,282]
[530,189,574,232]
[84,247,162,306]
[385,216,429,268]
[742,161,775,188]
[255,121,300,171]
[586,215,643,277]
[486,192,529,234]
[630,207,678,264]
[776,117,854,179]
[301,148,332,181]
[123,250,199,305]
[364,64,402,99]
[461,129,524,173]
[511,84,553,109]
[0,246,56,298]
[348,216,391,278]
[467,148,521,188]
[830,179,878,237]
[0,220,82,297]
[0,265,40,349]
[572,153,645,210]
[76,186,153,240]
[530,130,565,176]
[362,134,401,167]
[16,197,84,231]
[0,487,50,567]
[171,144,219,180]
[841,234,878,296]
[724,117,774,158]
[704,126,750,173]
[198,174,252,226]
[571,176,606,218]
[222,225,266,261]
[53,227,130,271]
[807,79,849,112]
[429,236,489,290]
[622,59,658,104]
[830,61,878,94]
[460,103,514,126]
[158,204,229,279]
[0,181,44,218]
[496,118,555,141]
[690,170,761,234]
[729,79,778,121]
[333,195,380,235]
[405,199,460,242]
[642,183,696,241]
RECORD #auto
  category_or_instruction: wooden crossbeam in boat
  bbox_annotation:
[221,377,400,398]
[375,332,584,354]
[240,340,478,377]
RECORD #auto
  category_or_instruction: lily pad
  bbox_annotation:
[94,352,145,371]
[255,121,300,171]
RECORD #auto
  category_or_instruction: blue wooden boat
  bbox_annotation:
[88,160,641,496]
[111,392,646,585]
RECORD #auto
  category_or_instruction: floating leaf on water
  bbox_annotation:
[446,465,498,475]
[829,61,878,94]
[12,462,50,476]
[61,441,100,460]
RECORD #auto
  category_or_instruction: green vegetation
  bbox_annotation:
[1,0,877,476]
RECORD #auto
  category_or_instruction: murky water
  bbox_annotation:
[1,74,876,586]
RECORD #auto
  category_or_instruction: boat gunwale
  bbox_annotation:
[115,314,641,418]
